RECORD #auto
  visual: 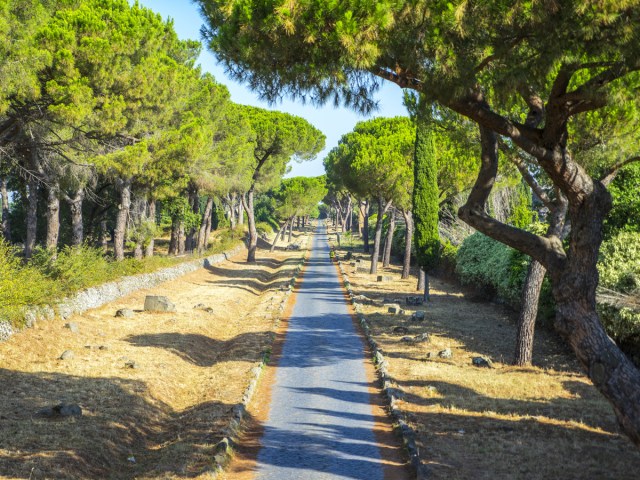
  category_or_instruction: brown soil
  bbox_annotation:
[333,237,640,479]
[0,237,308,480]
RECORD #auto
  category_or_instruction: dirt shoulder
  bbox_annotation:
[0,236,308,480]
[333,243,640,479]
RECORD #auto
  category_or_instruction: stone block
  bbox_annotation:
[144,295,176,312]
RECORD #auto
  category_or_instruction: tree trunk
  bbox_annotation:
[417,268,425,292]
[24,175,39,259]
[242,192,257,262]
[145,199,156,257]
[178,221,186,255]
[236,200,244,226]
[271,219,289,252]
[401,209,413,279]
[197,196,214,253]
[424,271,430,302]
[228,193,236,229]
[1,177,11,242]
[288,217,293,243]
[514,259,546,366]
[168,217,179,255]
[99,220,108,252]
[370,197,392,274]
[45,184,60,252]
[362,200,370,253]
[383,210,396,267]
[113,178,131,261]
[67,189,84,247]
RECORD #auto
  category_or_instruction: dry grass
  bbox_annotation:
[332,232,640,479]
[0,232,309,480]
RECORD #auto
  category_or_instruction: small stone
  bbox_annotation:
[393,326,409,335]
[124,360,138,369]
[203,307,214,313]
[143,296,176,313]
[438,348,453,359]
[472,356,494,368]
[401,336,414,343]
[115,308,134,318]
[414,333,430,343]
[65,322,79,333]
[377,275,393,282]
[406,296,424,306]
[98,345,108,350]
[193,303,206,309]
[385,304,402,314]
[59,350,74,360]
[24,310,37,328]
[412,311,426,321]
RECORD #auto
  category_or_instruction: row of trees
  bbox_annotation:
[0,0,324,262]
[195,0,640,445]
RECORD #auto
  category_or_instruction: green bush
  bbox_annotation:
[597,232,640,345]
[256,221,276,237]
[0,242,61,325]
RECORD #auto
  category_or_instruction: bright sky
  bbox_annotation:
[137,0,408,178]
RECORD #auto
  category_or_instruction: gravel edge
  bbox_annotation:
[0,244,245,342]
[336,257,430,480]
[208,235,312,477]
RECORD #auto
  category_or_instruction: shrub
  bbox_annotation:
[0,242,61,325]
[597,232,640,346]
[256,221,276,237]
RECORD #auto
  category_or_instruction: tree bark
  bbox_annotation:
[24,175,39,259]
[362,200,370,253]
[185,188,199,252]
[401,209,413,279]
[370,196,392,274]
[145,199,156,257]
[383,209,396,267]
[417,268,425,292]
[287,216,293,243]
[168,217,179,255]
[197,196,214,253]
[271,219,289,252]
[242,191,257,262]
[66,189,84,247]
[45,183,60,251]
[178,221,186,255]
[514,259,546,366]
[99,220,108,252]
[113,178,131,261]
[1,177,11,242]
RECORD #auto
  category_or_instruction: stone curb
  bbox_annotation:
[208,233,312,477]
[336,258,430,480]
[0,244,245,342]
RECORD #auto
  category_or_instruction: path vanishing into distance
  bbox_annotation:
[252,223,404,480]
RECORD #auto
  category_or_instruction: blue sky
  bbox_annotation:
[137,0,408,177]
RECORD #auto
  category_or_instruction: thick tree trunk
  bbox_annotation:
[178,221,186,255]
[24,175,39,259]
[236,200,244,226]
[45,184,60,251]
[168,217,179,255]
[242,192,257,262]
[145,199,156,257]
[113,178,131,261]
[1,177,11,242]
[417,268,425,292]
[402,209,413,279]
[370,197,392,274]
[514,260,546,366]
[66,189,85,247]
[197,196,214,253]
[383,210,396,267]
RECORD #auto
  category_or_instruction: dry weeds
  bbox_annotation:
[0,233,308,480]
[334,237,640,479]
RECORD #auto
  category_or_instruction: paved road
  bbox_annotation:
[254,224,386,480]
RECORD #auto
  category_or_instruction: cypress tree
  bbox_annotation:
[412,113,440,301]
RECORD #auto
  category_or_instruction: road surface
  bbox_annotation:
[254,224,391,480]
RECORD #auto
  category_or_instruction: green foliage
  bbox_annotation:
[597,232,640,346]
[604,163,640,237]
[413,116,440,271]
[508,182,534,229]
[456,232,529,307]
[255,221,276,236]
[0,241,61,324]
[598,232,640,295]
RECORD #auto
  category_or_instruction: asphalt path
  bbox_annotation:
[254,223,386,480]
